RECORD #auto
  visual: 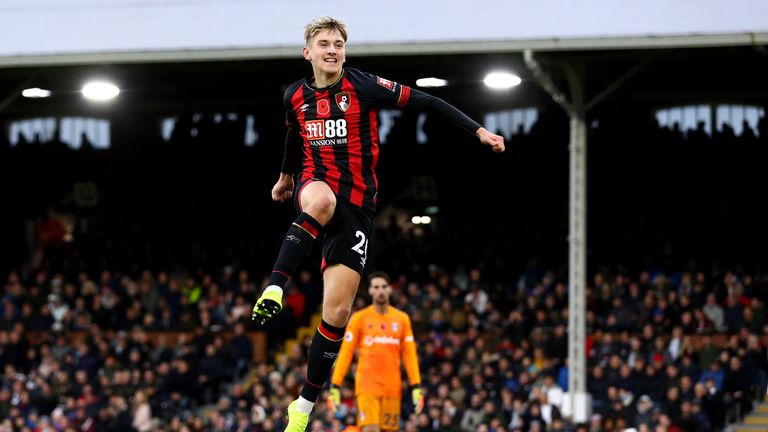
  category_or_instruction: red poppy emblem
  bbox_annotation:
[317,99,330,116]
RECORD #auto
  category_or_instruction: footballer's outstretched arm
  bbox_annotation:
[405,89,505,153]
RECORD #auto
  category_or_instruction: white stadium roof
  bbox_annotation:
[1,0,767,66]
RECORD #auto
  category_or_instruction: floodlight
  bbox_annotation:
[483,72,521,89]
[416,77,448,88]
[82,81,120,101]
[22,88,52,98]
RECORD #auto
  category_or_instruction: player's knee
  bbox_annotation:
[326,305,352,327]
[304,193,336,223]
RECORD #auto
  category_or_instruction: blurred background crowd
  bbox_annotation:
[2,259,767,431]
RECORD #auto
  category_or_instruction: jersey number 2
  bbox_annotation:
[352,230,368,261]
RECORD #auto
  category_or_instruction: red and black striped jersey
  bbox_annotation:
[283,68,411,212]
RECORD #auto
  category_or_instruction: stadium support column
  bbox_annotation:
[567,109,590,424]
[524,50,591,424]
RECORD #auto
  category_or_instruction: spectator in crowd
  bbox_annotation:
[132,389,153,432]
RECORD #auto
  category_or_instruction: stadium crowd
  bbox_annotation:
[1,262,767,431]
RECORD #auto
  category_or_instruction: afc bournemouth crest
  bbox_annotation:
[335,92,351,112]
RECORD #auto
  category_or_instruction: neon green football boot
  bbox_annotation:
[251,285,283,324]
[284,400,310,432]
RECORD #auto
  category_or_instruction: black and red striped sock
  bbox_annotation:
[268,213,322,288]
[300,320,345,402]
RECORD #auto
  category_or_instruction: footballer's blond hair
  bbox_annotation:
[304,16,348,46]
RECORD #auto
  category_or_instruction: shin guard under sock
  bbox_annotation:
[299,320,345,403]
[269,213,322,287]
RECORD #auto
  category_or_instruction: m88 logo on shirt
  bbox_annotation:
[305,119,348,140]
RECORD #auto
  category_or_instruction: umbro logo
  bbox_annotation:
[286,234,301,243]
[299,104,309,112]
[323,352,338,360]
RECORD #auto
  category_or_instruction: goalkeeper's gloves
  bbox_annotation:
[327,385,341,413]
[411,385,425,415]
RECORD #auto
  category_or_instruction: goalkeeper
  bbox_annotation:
[328,271,424,431]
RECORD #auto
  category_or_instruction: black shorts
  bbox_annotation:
[319,200,372,275]
[295,180,373,275]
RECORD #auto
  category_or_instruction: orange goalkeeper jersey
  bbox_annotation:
[331,305,420,398]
